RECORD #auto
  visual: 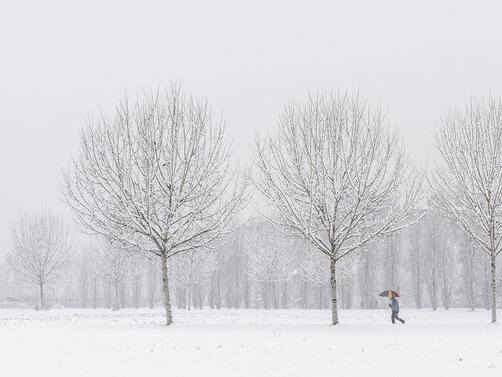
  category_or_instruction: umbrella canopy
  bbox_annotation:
[379,290,400,298]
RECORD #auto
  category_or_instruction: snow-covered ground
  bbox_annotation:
[0,308,500,377]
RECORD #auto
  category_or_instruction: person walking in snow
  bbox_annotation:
[389,296,405,324]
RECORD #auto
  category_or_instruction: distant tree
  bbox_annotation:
[171,249,217,310]
[208,247,224,309]
[78,246,91,308]
[244,220,295,309]
[408,216,425,309]
[255,92,421,324]
[64,85,248,325]
[463,242,476,310]
[384,234,400,293]
[298,247,330,309]
[89,238,140,311]
[459,236,482,310]
[7,212,71,310]
[423,209,443,311]
[440,234,457,310]
[358,245,378,309]
[145,258,158,309]
[431,98,502,322]
[299,244,353,309]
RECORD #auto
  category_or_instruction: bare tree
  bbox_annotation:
[407,217,425,309]
[146,258,158,309]
[384,234,400,293]
[254,92,420,324]
[298,247,330,309]
[209,248,224,309]
[423,209,443,311]
[244,220,295,309]
[130,253,145,309]
[78,248,90,308]
[460,236,480,310]
[431,98,502,322]
[358,245,378,309]
[7,213,71,310]
[171,249,217,310]
[440,239,456,310]
[64,86,247,325]
[89,238,138,311]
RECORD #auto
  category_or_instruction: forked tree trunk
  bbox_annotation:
[330,258,338,325]
[160,253,173,325]
[491,254,497,323]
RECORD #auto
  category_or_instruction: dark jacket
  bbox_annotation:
[390,298,399,312]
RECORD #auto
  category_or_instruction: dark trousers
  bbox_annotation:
[391,311,404,324]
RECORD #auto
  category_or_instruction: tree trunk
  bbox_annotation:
[148,262,156,309]
[160,253,173,325]
[442,264,451,310]
[187,285,192,311]
[469,261,475,311]
[113,282,119,311]
[244,279,251,309]
[271,282,278,309]
[134,280,140,309]
[107,282,111,309]
[93,276,97,309]
[468,247,475,311]
[216,267,221,309]
[431,268,437,311]
[176,286,185,309]
[199,284,202,309]
[470,277,475,311]
[197,285,203,309]
[318,285,323,309]
[416,256,422,309]
[39,283,44,310]
[234,267,240,309]
[330,258,339,325]
[484,258,491,310]
[120,282,126,308]
[262,282,269,309]
[302,280,308,309]
[282,281,288,309]
[209,273,215,309]
[491,254,497,323]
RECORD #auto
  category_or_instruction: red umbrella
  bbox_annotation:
[379,290,400,298]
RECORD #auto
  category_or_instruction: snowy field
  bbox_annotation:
[0,308,500,377]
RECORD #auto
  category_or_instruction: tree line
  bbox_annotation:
[1,85,501,325]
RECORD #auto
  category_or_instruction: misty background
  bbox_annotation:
[1,0,502,253]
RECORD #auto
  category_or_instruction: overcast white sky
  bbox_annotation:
[1,0,502,253]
